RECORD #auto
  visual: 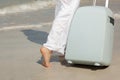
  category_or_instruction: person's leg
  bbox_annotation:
[40,0,80,68]
[40,0,62,68]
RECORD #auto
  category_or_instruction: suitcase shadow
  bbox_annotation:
[67,64,108,70]
[59,57,108,70]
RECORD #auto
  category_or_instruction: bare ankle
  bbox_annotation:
[40,46,52,68]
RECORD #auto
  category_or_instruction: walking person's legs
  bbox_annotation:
[40,0,80,68]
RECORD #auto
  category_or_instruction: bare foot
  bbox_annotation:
[40,47,52,68]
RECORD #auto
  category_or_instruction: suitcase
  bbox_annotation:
[65,0,114,66]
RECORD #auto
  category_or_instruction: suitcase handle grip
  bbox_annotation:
[93,0,109,8]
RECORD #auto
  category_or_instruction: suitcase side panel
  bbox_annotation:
[65,6,114,66]
[102,16,114,65]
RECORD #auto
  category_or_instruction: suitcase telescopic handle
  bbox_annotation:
[93,0,109,8]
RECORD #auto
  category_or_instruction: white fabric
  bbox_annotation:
[43,0,80,54]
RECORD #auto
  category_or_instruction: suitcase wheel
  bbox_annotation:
[67,60,73,64]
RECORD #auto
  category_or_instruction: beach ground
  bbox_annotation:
[0,0,120,80]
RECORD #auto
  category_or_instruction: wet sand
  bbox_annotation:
[0,0,35,8]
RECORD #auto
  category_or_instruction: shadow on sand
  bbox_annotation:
[21,29,48,45]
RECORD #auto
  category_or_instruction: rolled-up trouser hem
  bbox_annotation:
[43,44,65,55]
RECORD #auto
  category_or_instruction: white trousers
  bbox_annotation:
[43,0,80,54]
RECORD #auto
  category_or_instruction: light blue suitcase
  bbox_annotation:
[65,0,114,66]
